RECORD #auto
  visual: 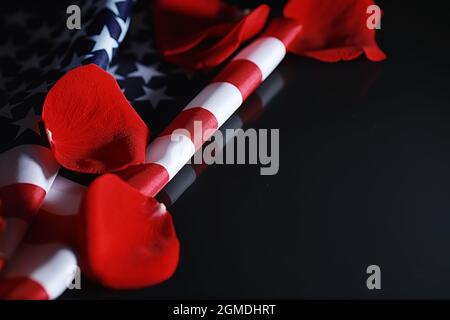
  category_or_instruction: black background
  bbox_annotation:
[62,0,450,299]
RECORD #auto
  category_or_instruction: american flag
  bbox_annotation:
[0,0,383,299]
[0,0,207,299]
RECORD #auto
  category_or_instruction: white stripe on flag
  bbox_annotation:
[184,82,243,127]
[41,176,85,216]
[2,243,78,300]
[232,37,286,80]
[146,134,196,180]
[0,218,28,261]
[0,144,59,192]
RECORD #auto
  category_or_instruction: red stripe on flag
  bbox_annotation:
[262,18,303,49]
[213,59,262,100]
[24,210,77,248]
[160,107,219,149]
[0,184,47,270]
[0,184,46,220]
[0,277,49,300]
[116,163,171,198]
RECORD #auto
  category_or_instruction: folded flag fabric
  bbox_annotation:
[0,0,133,277]
[0,0,200,299]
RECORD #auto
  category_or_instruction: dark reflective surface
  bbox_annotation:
[62,1,450,299]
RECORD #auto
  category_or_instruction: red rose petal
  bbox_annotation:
[42,64,149,174]
[78,174,179,289]
[152,0,270,70]
[283,0,386,62]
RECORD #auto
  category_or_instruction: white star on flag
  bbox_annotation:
[94,0,127,17]
[4,10,31,26]
[19,54,43,72]
[90,26,119,62]
[134,85,174,109]
[128,63,164,83]
[125,40,155,60]
[108,65,125,80]
[33,23,54,40]
[116,16,131,43]
[12,108,41,138]
[0,102,19,119]
[30,81,50,95]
